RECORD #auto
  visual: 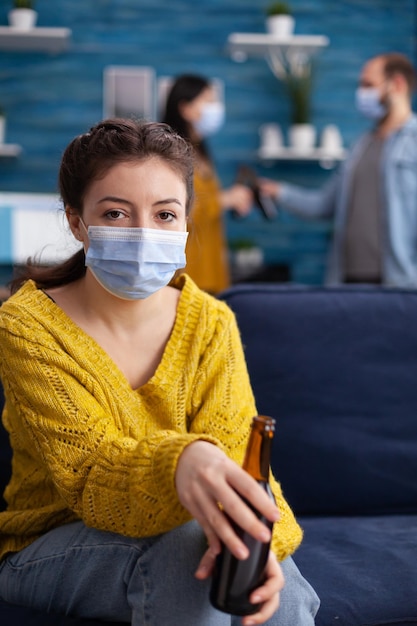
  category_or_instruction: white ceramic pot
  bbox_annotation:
[0,117,5,144]
[320,124,343,153]
[234,248,264,273]
[266,15,295,37]
[8,9,38,30]
[288,123,316,152]
[259,123,284,152]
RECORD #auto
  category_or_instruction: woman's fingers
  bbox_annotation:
[179,475,252,559]
[242,552,285,625]
[175,441,279,557]
[195,546,219,580]
[197,549,285,626]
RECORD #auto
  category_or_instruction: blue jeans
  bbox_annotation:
[0,520,319,625]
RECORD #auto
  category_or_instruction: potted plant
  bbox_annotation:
[287,72,311,125]
[230,239,264,277]
[8,0,38,30]
[265,2,295,37]
[285,66,316,152]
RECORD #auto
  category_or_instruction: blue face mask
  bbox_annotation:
[194,101,225,137]
[355,87,387,120]
[84,226,188,300]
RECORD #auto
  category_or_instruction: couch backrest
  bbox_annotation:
[219,284,417,516]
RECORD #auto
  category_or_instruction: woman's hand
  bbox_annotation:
[196,549,284,625]
[175,440,280,560]
[221,184,254,216]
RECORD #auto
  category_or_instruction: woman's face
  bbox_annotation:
[179,85,216,125]
[68,157,187,245]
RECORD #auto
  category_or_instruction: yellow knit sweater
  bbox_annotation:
[0,274,302,561]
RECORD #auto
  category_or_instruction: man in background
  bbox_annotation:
[261,52,417,287]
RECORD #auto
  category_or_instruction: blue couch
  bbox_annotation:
[2,284,417,624]
[219,284,417,626]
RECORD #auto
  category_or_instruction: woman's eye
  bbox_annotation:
[158,211,174,221]
[105,210,125,220]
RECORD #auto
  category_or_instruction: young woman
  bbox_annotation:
[162,74,253,294]
[0,119,319,625]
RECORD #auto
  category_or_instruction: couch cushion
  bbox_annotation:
[294,514,417,626]
[219,285,417,516]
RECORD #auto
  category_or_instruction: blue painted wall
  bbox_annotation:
[0,0,415,284]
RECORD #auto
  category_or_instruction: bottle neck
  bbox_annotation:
[242,415,275,482]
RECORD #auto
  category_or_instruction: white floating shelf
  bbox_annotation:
[0,26,71,52]
[258,146,347,161]
[228,33,329,61]
[0,144,22,157]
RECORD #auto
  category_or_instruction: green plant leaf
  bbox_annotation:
[13,0,34,9]
[265,2,291,17]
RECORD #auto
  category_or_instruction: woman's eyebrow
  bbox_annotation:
[96,196,183,207]
[97,195,133,206]
[153,198,183,207]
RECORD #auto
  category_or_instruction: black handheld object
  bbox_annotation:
[236,166,278,220]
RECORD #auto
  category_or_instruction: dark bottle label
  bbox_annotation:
[210,483,274,616]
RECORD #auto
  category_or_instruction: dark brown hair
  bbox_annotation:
[381,52,417,93]
[11,119,195,293]
[161,74,212,162]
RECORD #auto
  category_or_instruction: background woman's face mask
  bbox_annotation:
[83,225,188,300]
[194,101,225,137]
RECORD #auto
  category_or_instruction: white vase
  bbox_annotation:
[266,15,295,37]
[259,123,284,152]
[288,123,316,152]
[8,9,38,30]
[234,248,264,272]
[0,117,5,144]
[320,124,343,153]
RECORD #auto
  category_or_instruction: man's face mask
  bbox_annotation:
[355,86,388,120]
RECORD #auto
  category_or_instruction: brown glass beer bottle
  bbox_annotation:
[210,415,276,616]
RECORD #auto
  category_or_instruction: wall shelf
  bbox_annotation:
[0,144,22,157]
[0,27,71,53]
[228,32,339,168]
[258,146,346,169]
[258,146,346,160]
[227,32,329,79]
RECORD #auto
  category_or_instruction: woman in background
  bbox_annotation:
[162,74,253,294]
